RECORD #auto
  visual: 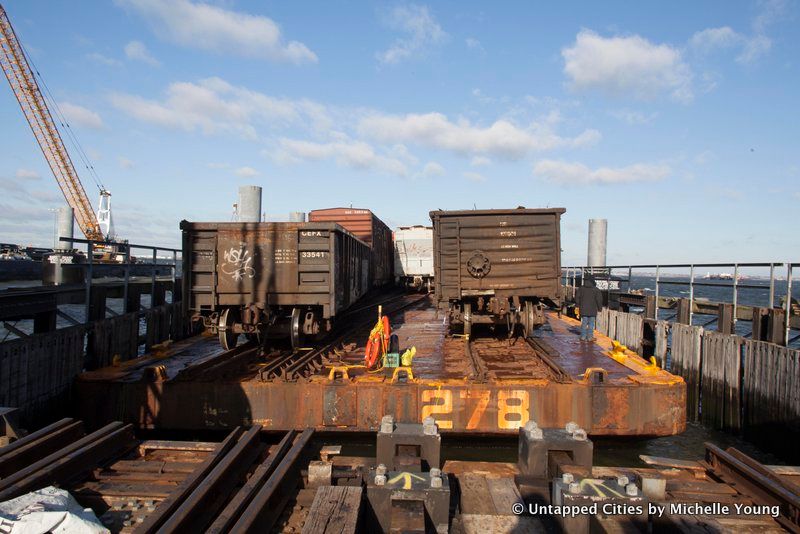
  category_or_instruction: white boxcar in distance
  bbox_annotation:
[393,225,434,291]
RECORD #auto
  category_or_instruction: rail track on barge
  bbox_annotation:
[459,332,572,383]
[172,290,430,383]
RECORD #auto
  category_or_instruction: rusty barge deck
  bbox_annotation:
[75,297,685,436]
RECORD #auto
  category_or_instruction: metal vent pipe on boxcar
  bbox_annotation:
[237,186,263,222]
[587,218,607,267]
[429,207,565,337]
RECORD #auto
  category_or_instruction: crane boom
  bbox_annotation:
[0,4,104,241]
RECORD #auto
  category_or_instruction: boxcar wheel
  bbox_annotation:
[218,308,239,350]
[290,307,303,350]
[522,302,533,338]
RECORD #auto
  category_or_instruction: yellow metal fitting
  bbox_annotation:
[391,366,414,383]
[609,341,628,363]
[327,366,351,381]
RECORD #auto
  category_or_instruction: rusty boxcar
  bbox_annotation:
[181,221,370,349]
[307,208,393,287]
[429,207,565,336]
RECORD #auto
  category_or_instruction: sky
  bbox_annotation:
[0,0,797,266]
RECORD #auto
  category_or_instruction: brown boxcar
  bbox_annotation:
[429,207,565,336]
[181,220,370,349]
[307,208,393,287]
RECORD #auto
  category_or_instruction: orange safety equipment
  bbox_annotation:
[364,315,391,369]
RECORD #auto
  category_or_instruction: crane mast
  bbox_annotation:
[0,3,106,242]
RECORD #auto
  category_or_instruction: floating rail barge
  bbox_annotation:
[76,294,685,436]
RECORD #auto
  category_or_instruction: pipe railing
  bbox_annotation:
[58,237,181,322]
[562,262,798,345]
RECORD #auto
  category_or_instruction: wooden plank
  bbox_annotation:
[301,485,362,534]
[671,323,703,422]
[486,477,523,516]
[458,474,496,515]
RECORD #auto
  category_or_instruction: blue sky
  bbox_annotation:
[0,0,797,265]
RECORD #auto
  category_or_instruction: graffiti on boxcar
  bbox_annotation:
[221,245,255,281]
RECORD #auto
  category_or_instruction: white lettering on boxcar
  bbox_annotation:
[221,246,256,280]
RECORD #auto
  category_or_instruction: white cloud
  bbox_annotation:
[115,0,317,64]
[15,168,40,180]
[358,112,600,159]
[273,136,409,176]
[707,186,743,200]
[690,26,772,65]
[234,166,259,178]
[470,156,491,167]
[737,35,772,64]
[533,160,670,185]
[377,4,447,64]
[60,102,104,129]
[753,0,787,34]
[463,171,486,182]
[86,52,121,66]
[124,40,160,66]
[465,37,484,54]
[110,77,330,138]
[562,30,693,103]
[421,162,445,177]
[118,157,135,169]
[690,27,741,52]
[608,109,658,125]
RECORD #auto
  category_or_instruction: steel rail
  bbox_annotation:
[0,422,135,501]
[704,442,800,532]
[259,292,429,381]
[463,338,488,382]
[157,425,264,533]
[134,427,244,533]
[207,430,297,534]
[525,337,571,382]
[0,418,83,477]
[229,428,315,533]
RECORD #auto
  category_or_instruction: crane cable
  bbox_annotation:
[18,42,105,192]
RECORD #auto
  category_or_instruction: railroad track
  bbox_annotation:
[168,291,429,383]
[462,334,571,383]
[0,417,316,532]
[259,292,430,381]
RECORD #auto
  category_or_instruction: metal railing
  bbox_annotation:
[563,262,798,346]
[58,237,182,322]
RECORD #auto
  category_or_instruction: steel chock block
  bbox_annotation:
[551,475,648,534]
[518,422,593,480]
[376,420,441,472]
[365,467,450,534]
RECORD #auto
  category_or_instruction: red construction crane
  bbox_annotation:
[0,3,109,242]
